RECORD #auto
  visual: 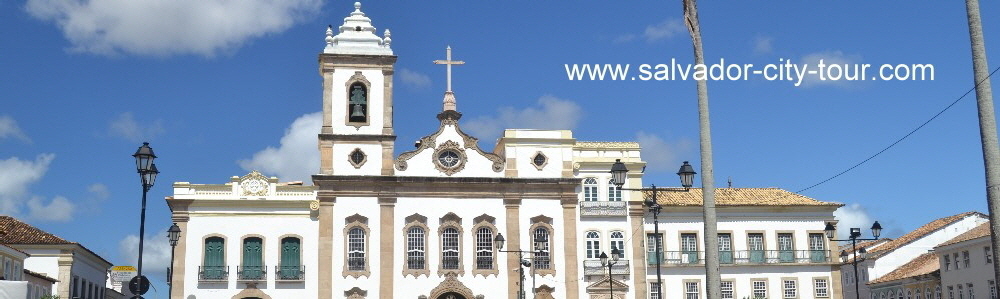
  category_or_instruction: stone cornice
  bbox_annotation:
[319,54,397,73]
[318,134,397,142]
[313,175,577,199]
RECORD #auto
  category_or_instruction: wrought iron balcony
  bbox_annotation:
[237,265,267,281]
[579,201,628,217]
[441,257,459,269]
[275,265,305,281]
[406,257,426,270]
[198,265,229,281]
[583,259,631,276]
[647,250,832,266]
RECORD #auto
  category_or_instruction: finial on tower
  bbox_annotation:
[354,2,362,12]
[433,45,465,111]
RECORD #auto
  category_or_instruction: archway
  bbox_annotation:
[427,272,476,299]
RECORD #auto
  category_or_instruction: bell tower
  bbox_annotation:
[318,2,396,176]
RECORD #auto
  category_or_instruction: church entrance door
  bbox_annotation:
[436,292,467,299]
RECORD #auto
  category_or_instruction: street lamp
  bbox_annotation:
[167,223,181,297]
[610,159,696,297]
[494,233,543,299]
[825,221,883,299]
[133,142,158,296]
[600,248,622,298]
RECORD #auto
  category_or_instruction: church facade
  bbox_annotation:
[166,3,844,299]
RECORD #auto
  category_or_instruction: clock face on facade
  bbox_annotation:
[437,150,461,168]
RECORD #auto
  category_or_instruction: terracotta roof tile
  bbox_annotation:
[0,216,72,245]
[937,221,991,248]
[868,212,986,259]
[869,252,939,285]
[644,188,843,206]
[22,268,58,283]
[839,238,893,253]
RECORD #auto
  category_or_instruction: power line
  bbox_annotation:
[795,65,1000,194]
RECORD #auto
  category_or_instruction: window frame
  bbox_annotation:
[721,280,735,299]
[607,178,622,201]
[471,214,499,277]
[814,277,830,298]
[529,215,556,276]
[583,178,599,201]
[239,235,266,281]
[753,279,768,299]
[783,278,798,299]
[402,213,430,277]
[438,212,464,276]
[585,231,602,259]
[343,214,371,278]
[685,280,701,299]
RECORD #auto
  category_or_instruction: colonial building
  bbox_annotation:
[841,212,988,299]
[166,2,845,299]
[936,222,996,299]
[868,252,940,299]
[0,215,115,299]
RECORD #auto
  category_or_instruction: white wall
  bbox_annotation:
[939,236,995,299]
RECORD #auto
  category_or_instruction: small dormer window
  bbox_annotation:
[531,152,548,170]
[348,82,368,123]
[355,26,362,31]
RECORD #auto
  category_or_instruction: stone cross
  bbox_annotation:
[433,46,465,92]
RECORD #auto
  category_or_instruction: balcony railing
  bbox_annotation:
[275,265,305,281]
[583,259,631,276]
[441,257,459,269]
[579,201,628,217]
[198,266,229,281]
[237,265,267,281]
[647,250,832,265]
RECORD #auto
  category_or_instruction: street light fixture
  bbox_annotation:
[167,223,181,297]
[609,159,696,296]
[494,233,544,299]
[132,142,158,297]
[600,247,622,298]
[825,221,883,299]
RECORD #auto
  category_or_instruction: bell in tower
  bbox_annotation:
[348,83,367,123]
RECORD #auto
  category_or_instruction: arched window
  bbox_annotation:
[533,227,551,270]
[882,292,887,299]
[586,231,601,259]
[407,227,426,270]
[279,237,302,280]
[900,289,905,299]
[442,227,459,270]
[608,179,622,201]
[937,286,942,299]
[203,237,225,280]
[928,288,934,299]
[889,290,895,299]
[241,237,264,280]
[475,227,494,270]
[908,290,913,299]
[610,230,626,257]
[347,82,368,123]
[583,178,599,201]
[918,288,924,299]
[348,227,366,271]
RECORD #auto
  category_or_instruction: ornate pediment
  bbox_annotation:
[586,275,630,292]
[240,170,270,196]
[394,115,504,174]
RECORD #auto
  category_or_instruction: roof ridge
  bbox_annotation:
[869,211,987,258]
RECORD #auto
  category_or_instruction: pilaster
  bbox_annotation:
[628,201,649,299]
[57,250,73,298]
[379,197,397,298]
[561,197,580,299]
[170,206,191,299]
[318,193,336,299]
[504,197,522,299]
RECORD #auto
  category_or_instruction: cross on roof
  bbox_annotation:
[433,46,465,92]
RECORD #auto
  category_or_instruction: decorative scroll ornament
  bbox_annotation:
[433,140,467,176]
[241,170,269,196]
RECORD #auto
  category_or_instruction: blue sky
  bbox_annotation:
[2,0,999,295]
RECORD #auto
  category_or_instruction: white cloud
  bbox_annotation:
[833,203,874,240]
[238,112,320,183]
[634,131,694,173]
[24,0,322,57]
[79,183,110,214]
[109,112,164,142]
[463,95,583,143]
[644,19,685,42]
[398,68,432,89]
[27,196,74,222]
[0,116,30,143]
[753,36,773,55]
[798,50,864,88]
[120,229,172,279]
[0,154,55,214]
[88,183,110,200]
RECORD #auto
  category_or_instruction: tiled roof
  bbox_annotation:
[869,252,939,285]
[0,243,29,256]
[22,268,58,283]
[644,188,843,206]
[937,221,991,248]
[868,212,986,259]
[838,238,893,253]
[0,216,72,244]
[576,141,641,149]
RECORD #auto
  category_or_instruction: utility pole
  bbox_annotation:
[965,0,1000,284]
[682,0,721,298]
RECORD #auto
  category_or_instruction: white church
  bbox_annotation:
[166,3,846,299]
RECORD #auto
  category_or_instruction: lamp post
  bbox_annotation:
[600,248,622,298]
[167,223,181,298]
[825,221,883,299]
[610,159,696,297]
[132,142,158,296]
[494,233,544,299]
